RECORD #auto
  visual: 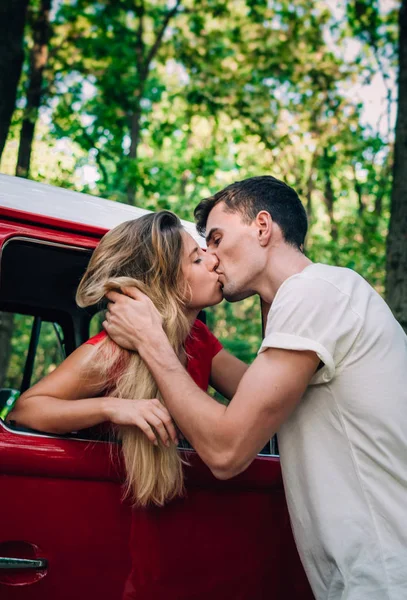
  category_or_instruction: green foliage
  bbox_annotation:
[0,0,400,366]
[206,295,262,364]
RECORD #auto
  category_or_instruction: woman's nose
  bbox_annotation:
[205,252,219,271]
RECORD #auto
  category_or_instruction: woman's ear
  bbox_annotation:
[255,211,273,247]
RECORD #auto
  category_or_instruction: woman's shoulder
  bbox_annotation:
[85,330,108,345]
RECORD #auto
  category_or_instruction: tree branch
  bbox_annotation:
[352,163,365,216]
[134,0,145,73]
[142,0,182,75]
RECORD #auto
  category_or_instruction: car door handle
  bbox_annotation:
[0,556,48,569]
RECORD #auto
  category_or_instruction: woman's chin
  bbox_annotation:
[209,289,224,306]
[198,291,224,310]
[188,285,224,311]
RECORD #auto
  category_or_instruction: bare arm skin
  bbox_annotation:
[209,349,249,401]
[104,290,319,478]
[7,344,177,446]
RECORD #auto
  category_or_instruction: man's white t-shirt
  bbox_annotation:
[259,263,407,600]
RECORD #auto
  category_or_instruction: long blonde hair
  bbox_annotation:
[76,211,190,506]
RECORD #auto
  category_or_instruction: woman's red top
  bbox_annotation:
[85,319,222,391]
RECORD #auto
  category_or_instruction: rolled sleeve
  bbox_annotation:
[259,275,362,384]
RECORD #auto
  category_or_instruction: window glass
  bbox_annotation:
[89,310,105,339]
[31,321,65,386]
[0,310,111,441]
[0,311,65,391]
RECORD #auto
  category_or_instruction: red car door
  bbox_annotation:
[125,451,313,600]
[0,429,313,600]
[0,424,131,599]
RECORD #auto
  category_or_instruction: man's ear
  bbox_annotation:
[255,211,272,246]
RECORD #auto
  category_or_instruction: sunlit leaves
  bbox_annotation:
[1,0,399,361]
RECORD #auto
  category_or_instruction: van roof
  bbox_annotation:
[0,174,204,246]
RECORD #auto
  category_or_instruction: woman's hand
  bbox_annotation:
[103,397,178,447]
[104,288,164,352]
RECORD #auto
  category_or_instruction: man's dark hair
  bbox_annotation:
[194,176,308,249]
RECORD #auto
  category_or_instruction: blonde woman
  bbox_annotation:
[9,210,248,507]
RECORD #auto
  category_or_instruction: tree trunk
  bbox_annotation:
[305,177,313,221]
[386,0,407,332]
[323,171,338,242]
[0,0,29,161]
[126,104,142,205]
[16,0,52,179]
[353,168,364,217]
[305,152,318,223]
[0,312,15,388]
[374,157,392,217]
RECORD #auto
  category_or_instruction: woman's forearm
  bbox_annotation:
[8,396,111,435]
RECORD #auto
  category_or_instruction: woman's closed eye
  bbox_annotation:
[194,258,203,264]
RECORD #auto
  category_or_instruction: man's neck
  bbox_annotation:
[254,246,313,304]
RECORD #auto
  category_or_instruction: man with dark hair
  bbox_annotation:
[105,176,407,600]
[195,175,308,250]
[194,176,309,301]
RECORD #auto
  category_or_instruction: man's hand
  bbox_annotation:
[104,287,164,352]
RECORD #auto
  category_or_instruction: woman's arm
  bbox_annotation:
[8,345,106,434]
[210,349,249,401]
[7,344,177,446]
[210,299,268,401]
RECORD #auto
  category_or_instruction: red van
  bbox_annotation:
[0,174,313,600]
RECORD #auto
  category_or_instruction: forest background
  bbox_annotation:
[0,0,406,386]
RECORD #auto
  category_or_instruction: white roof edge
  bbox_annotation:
[0,174,205,247]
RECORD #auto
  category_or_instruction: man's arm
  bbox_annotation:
[141,334,317,478]
[104,289,319,478]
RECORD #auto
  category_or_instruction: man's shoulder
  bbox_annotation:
[290,263,367,298]
[261,264,366,378]
[299,263,361,283]
[269,263,371,321]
